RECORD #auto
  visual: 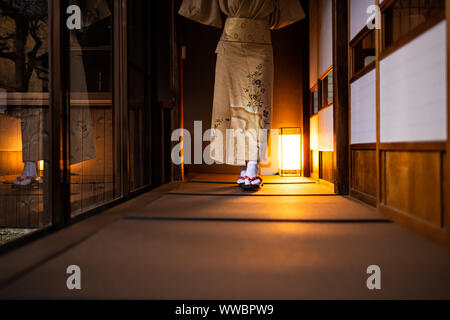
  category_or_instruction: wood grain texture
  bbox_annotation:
[311,150,320,181]
[382,151,443,228]
[321,151,334,184]
[332,0,349,194]
[351,149,376,199]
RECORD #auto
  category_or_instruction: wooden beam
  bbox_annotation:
[332,0,349,195]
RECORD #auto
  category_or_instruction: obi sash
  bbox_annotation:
[220,17,272,45]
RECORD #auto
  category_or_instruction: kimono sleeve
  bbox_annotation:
[270,0,306,30]
[178,0,223,29]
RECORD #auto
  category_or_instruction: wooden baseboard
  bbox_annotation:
[319,178,335,192]
[350,189,377,207]
[379,204,450,248]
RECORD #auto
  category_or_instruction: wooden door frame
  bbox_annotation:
[332,0,350,195]
[49,0,70,228]
[445,0,450,245]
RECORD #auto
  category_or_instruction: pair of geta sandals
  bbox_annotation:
[238,176,263,191]
[12,176,43,189]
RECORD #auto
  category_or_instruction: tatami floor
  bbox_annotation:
[0,174,450,299]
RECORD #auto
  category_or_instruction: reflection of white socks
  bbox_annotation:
[246,161,259,179]
[22,162,37,178]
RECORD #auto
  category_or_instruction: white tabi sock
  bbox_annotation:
[245,161,261,185]
[237,165,247,184]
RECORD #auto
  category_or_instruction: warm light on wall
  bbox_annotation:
[279,127,302,177]
[38,160,44,172]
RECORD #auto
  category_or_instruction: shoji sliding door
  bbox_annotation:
[0,0,52,245]
[67,0,121,217]
[309,0,335,188]
[377,0,447,243]
[349,0,450,245]
[349,0,377,205]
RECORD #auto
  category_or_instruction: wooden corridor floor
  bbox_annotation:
[0,174,450,299]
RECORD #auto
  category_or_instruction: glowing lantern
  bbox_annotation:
[278,127,302,177]
[38,160,44,172]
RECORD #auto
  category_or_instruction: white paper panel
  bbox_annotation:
[310,115,319,150]
[318,106,334,151]
[350,0,375,40]
[351,69,376,144]
[380,21,447,143]
[310,0,332,86]
[309,0,319,88]
[319,0,333,76]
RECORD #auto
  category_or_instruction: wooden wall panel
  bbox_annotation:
[311,150,320,180]
[351,149,377,197]
[321,151,334,183]
[382,151,443,228]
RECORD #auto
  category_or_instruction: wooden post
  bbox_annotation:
[49,0,70,228]
[332,0,349,195]
[445,0,450,245]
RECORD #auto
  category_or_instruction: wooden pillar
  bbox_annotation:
[332,0,349,194]
[445,0,450,246]
[170,0,183,182]
[49,0,70,228]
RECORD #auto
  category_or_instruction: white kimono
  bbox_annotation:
[179,0,305,165]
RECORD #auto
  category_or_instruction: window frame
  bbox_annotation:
[380,0,445,60]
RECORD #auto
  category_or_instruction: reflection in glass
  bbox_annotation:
[321,70,333,108]
[353,30,375,76]
[384,0,445,49]
[311,88,319,115]
[0,0,50,245]
[68,0,119,216]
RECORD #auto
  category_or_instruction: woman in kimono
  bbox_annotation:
[179,0,305,190]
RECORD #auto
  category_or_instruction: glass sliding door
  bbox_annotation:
[127,0,152,191]
[0,0,51,244]
[67,0,120,216]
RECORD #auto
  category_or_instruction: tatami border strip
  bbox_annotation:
[166,192,339,197]
[124,216,392,224]
[186,181,316,185]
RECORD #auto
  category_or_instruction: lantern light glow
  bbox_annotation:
[278,127,302,177]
